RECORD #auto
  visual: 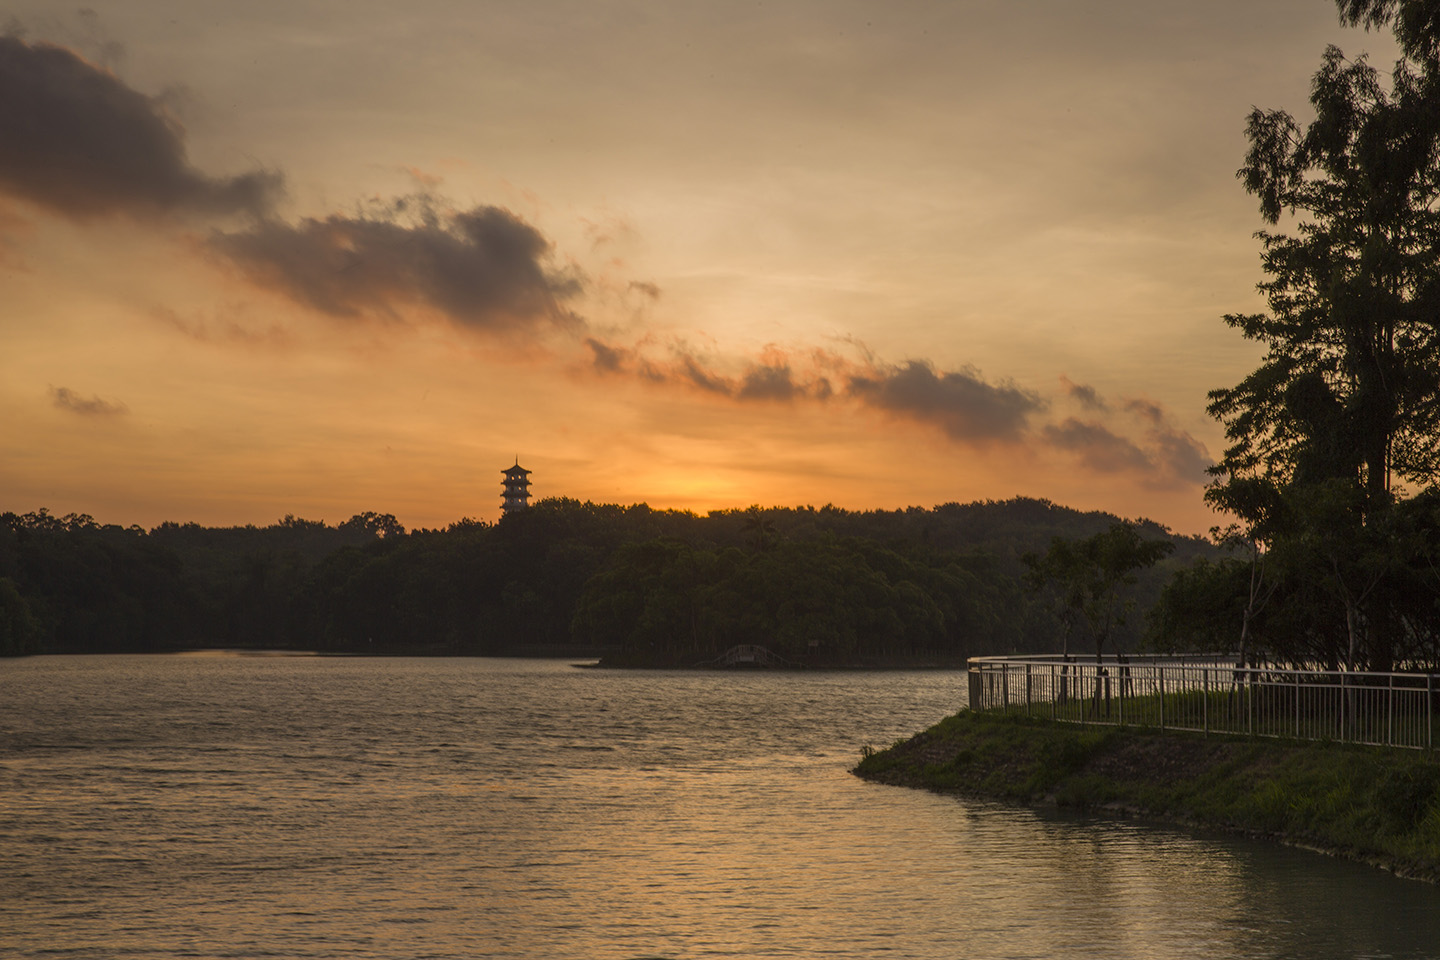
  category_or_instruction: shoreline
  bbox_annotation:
[852,710,1440,884]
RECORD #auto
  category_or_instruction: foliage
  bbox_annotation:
[1023,522,1175,660]
[0,575,42,656]
[571,537,976,663]
[0,497,1209,659]
[1148,556,1253,654]
[1200,1,1440,669]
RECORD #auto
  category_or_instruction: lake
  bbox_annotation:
[3,655,1439,959]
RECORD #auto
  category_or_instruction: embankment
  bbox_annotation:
[853,710,1440,882]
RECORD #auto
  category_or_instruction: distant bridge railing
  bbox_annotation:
[968,654,1438,750]
[695,644,798,669]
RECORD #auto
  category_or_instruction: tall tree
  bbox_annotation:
[1205,1,1440,668]
[1024,523,1174,663]
[1209,46,1440,508]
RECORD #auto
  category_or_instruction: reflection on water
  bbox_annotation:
[2,656,1438,959]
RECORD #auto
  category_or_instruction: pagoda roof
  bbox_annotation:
[502,463,531,476]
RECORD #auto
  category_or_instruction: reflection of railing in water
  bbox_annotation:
[968,655,1438,750]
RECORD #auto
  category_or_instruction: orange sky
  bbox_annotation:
[0,2,1397,534]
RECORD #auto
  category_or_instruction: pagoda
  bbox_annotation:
[501,460,532,516]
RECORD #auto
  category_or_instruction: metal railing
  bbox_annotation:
[968,655,1438,750]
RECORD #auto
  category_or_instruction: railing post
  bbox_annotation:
[1118,665,1125,727]
[1203,666,1210,736]
[1339,672,1346,743]
[1050,663,1057,721]
[1246,663,1253,736]
[1429,673,1435,752]
[1387,673,1394,747]
[1295,671,1301,740]
[1026,662,1032,715]
[1158,666,1165,733]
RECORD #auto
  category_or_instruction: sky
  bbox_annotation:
[0,1,1400,533]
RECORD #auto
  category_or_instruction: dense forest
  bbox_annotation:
[0,498,1211,665]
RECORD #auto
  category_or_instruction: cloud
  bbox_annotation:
[846,360,1042,444]
[585,337,629,373]
[738,363,812,402]
[586,338,839,403]
[0,35,579,338]
[1,21,1161,482]
[1148,422,1211,486]
[1044,380,1212,487]
[1117,396,1211,487]
[586,340,1037,444]
[583,334,1208,488]
[1124,397,1166,425]
[211,201,584,334]
[679,354,734,395]
[50,385,127,416]
[1042,399,1212,489]
[152,305,292,347]
[0,34,280,220]
[1043,418,1153,473]
[1059,375,1108,411]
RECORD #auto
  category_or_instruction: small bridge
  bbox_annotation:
[697,644,798,669]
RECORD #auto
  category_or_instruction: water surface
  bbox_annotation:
[3,655,1438,959]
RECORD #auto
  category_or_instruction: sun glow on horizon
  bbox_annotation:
[0,2,1383,539]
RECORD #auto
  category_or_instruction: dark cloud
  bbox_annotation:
[1118,397,1212,487]
[583,335,1207,489]
[628,280,661,300]
[738,363,804,402]
[1148,423,1211,487]
[1043,418,1153,473]
[0,35,280,220]
[679,354,734,395]
[846,360,1041,444]
[0,34,581,337]
[50,385,127,416]
[586,338,839,404]
[1124,397,1166,425]
[584,338,735,393]
[1059,375,1108,411]
[586,337,629,373]
[211,204,583,333]
[1042,410,1212,489]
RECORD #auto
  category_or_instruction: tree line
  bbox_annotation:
[0,498,1208,663]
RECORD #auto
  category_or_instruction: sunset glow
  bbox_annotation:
[0,1,1395,533]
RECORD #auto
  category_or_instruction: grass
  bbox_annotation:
[854,709,1440,882]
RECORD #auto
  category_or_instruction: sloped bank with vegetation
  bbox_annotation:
[853,711,1440,883]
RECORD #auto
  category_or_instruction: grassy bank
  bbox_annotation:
[853,710,1440,882]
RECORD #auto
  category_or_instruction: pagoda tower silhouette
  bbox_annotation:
[501,460,532,516]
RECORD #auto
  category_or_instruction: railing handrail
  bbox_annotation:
[966,654,1439,750]
[968,655,1437,684]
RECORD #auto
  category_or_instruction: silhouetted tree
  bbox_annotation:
[1205,1,1440,668]
[0,576,41,656]
[1025,523,1175,662]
